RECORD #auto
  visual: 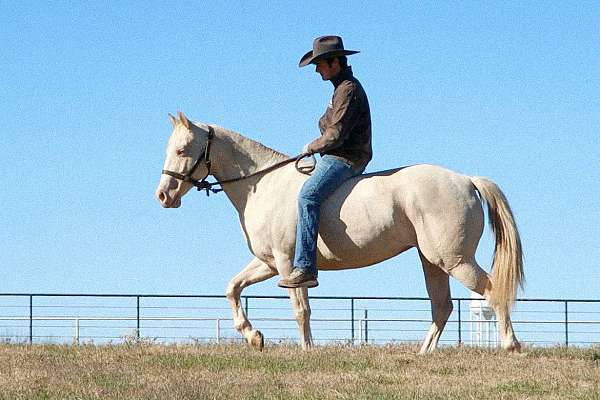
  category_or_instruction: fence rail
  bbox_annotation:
[0,294,598,346]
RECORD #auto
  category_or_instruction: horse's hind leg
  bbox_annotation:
[289,287,313,349]
[226,257,277,350]
[418,250,453,353]
[448,260,521,352]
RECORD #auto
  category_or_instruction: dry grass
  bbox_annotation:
[0,343,598,399]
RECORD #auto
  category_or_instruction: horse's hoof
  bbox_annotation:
[249,330,264,351]
[504,341,522,353]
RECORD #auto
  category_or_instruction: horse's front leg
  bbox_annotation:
[273,251,313,349]
[226,257,276,350]
[289,287,313,349]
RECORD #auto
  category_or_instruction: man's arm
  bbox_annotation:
[306,81,361,154]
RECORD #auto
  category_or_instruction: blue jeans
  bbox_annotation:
[294,155,363,275]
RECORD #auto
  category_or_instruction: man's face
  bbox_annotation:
[315,58,341,81]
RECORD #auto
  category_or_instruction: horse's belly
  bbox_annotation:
[315,215,416,270]
[317,243,414,270]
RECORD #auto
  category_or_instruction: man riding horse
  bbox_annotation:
[156,36,524,353]
[278,35,373,289]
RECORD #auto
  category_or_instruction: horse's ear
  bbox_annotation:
[168,113,177,127]
[178,111,191,130]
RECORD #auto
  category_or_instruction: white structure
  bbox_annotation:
[469,291,499,347]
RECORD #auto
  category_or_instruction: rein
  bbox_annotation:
[162,126,316,196]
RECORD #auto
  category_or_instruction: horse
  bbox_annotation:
[155,112,524,353]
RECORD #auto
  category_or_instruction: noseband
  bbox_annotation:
[162,125,316,196]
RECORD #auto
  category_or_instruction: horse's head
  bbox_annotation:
[155,111,212,208]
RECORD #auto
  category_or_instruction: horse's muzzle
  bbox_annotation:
[156,189,181,208]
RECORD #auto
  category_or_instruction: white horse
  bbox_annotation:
[156,112,524,353]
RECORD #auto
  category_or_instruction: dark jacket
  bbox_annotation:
[307,67,372,170]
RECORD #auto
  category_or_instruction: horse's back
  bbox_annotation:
[333,164,476,206]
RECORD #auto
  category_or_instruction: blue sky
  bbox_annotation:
[1,2,598,301]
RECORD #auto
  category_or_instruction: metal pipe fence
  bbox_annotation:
[0,294,598,347]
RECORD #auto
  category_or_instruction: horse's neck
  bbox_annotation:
[210,125,289,210]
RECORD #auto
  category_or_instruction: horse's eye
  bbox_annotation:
[176,148,185,157]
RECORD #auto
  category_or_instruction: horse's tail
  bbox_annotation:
[470,176,524,313]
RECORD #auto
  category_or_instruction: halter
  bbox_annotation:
[161,125,315,196]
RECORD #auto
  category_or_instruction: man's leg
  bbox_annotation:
[278,155,357,288]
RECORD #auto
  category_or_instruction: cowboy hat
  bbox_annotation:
[299,35,359,67]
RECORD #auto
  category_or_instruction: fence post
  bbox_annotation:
[358,318,363,343]
[75,318,80,345]
[136,296,140,339]
[350,298,355,345]
[564,301,569,347]
[457,299,462,345]
[244,297,249,318]
[216,318,221,344]
[29,295,33,344]
[364,309,368,344]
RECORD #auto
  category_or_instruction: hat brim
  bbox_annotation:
[298,49,359,67]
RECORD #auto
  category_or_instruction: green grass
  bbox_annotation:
[0,343,598,399]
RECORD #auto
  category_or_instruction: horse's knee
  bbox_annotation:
[225,281,240,301]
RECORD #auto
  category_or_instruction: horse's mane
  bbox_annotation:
[209,124,290,162]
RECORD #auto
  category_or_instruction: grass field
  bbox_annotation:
[0,343,598,399]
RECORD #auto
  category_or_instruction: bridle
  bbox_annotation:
[161,125,216,195]
[161,125,315,196]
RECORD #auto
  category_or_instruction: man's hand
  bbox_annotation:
[302,143,313,155]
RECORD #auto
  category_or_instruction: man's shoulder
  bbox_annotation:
[335,77,364,94]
